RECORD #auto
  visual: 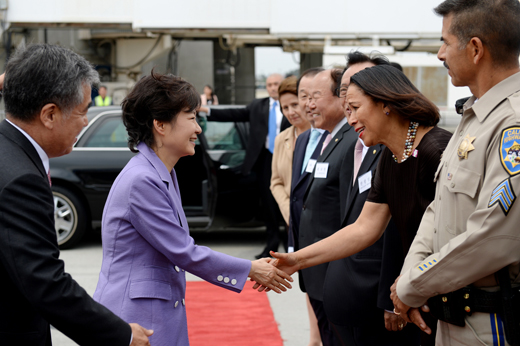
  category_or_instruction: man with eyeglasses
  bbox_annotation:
[297,69,357,346]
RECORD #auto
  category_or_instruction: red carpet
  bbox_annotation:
[186,280,284,346]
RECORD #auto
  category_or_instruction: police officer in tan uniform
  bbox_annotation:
[391,1,520,345]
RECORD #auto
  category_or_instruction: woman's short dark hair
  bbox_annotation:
[122,69,200,152]
[350,65,440,126]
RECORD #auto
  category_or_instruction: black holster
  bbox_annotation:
[427,288,468,327]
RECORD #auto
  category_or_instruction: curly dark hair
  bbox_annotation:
[121,69,201,152]
[350,65,440,126]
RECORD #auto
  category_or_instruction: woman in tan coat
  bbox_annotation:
[270,76,310,227]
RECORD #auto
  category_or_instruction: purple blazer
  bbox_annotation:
[94,142,252,346]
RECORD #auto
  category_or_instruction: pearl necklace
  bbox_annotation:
[393,121,419,163]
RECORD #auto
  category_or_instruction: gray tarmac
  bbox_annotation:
[51,230,311,346]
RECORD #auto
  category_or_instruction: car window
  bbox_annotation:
[84,117,128,148]
[203,122,244,150]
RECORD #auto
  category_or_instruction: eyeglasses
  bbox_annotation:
[335,86,348,98]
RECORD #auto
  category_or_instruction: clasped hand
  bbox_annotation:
[390,276,432,335]
[249,257,294,293]
[251,251,300,293]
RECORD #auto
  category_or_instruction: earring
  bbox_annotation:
[385,111,389,115]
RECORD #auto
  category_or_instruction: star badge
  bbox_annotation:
[457,134,476,160]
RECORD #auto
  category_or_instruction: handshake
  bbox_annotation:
[248,251,299,293]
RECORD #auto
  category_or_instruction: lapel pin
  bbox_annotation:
[335,138,338,142]
[373,150,376,154]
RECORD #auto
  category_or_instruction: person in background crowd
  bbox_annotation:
[288,68,326,255]
[199,73,290,259]
[200,84,219,105]
[289,67,327,346]
[392,1,520,345]
[297,68,358,346]
[94,70,293,346]
[270,75,310,228]
[95,85,113,106]
[0,43,152,346]
[269,65,452,346]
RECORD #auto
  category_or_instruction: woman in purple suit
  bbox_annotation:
[93,71,292,346]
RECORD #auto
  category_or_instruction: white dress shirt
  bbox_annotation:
[6,119,49,174]
[329,117,348,140]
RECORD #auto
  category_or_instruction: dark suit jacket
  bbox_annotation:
[208,97,290,175]
[288,129,327,251]
[323,142,396,327]
[299,122,357,301]
[0,120,130,346]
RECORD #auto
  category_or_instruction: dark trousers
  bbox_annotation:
[309,296,338,346]
[331,320,421,346]
[254,148,283,254]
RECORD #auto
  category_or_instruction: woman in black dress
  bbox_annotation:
[269,65,452,342]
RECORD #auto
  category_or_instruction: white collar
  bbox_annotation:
[6,119,50,174]
[310,125,326,134]
[329,117,348,139]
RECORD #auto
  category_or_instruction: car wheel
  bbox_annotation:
[52,186,87,249]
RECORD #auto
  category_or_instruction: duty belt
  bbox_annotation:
[428,287,505,327]
[428,266,520,346]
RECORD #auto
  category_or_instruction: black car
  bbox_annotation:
[50,106,261,248]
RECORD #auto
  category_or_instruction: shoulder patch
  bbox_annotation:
[499,127,520,176]
[489,178,516,216]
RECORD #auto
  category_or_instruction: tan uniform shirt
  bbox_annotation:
[397,72,520,307]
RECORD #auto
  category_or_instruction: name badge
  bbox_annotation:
[314,162,329,178]
[306,159,317,173]
[358,171,372,194]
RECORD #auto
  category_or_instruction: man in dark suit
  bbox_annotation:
[289,67,326,253]
[200,73,290,258]
[0,44,152,346]
[289,67,327,346]
[323,52,420,346]
[298,69,358,346]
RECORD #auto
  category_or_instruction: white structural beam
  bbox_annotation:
[134,0,270,29]
[271,0,441,35]
[7,0,442,37]
[8,0,132,24]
